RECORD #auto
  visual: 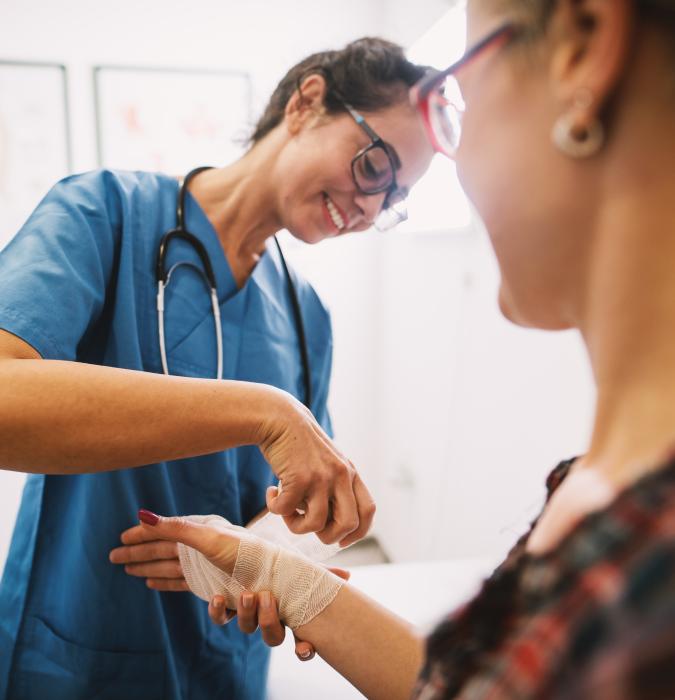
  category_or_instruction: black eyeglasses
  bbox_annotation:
[341,102,409,231]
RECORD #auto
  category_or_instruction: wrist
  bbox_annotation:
[217,380,293,447]
[250,384,305,448]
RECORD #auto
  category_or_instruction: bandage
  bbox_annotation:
[177,515,344,629]
[247,510,342,562]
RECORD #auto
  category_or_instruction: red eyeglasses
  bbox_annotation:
[410,23,517,158]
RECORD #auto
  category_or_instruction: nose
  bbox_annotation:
[353,191,387,228]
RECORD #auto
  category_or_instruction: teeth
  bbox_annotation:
[324,193,345,231]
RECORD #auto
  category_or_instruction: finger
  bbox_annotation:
[280,485,331,536]
[145,577,190,592]
[209,595,235,626]
[237,591,259,635]
[120,524,161,545]
[136,510,236,571]
[326,566,351,581]
[266,484,312,535]
[123,560,183,579]
[338,472,376,547]
[257,592,285,647]
[316,467,358,544]
[109,540,178,564]
[294,637,316,662]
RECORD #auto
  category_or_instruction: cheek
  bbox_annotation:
[457,67,555,212]
[455,99,577,328]
[458,108,524,221]
[279,139,351,203]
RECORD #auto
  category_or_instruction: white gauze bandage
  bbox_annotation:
[177,515,343,630]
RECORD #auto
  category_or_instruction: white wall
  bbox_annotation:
[0,0,449,175]
[373,228,595,561]
[286,222,596,564]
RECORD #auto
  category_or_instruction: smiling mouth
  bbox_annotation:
[323,192,346,233]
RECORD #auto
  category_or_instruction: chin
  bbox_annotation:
[286,219,340,245]
[287,228,329,245]
[498,284,571,331]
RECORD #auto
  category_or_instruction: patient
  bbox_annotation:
[114,0,675,696]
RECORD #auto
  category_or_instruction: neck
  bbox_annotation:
[581,152,675,486]
[577,29,675,486]
[187,139,284,286]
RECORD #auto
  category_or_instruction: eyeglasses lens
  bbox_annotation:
[353,145,394,194]
[429,76,464,156]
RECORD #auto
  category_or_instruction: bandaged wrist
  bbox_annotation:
[177,515,343,629]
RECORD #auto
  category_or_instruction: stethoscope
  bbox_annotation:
[156,166,313,409]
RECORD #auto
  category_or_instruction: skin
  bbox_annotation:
[109,515,352,660]
[0,330,371,545]
[132,515,425,699]
[0,74,432,551]
[113,0,675,694]
[456,0,675,552]
[189,74,434,285]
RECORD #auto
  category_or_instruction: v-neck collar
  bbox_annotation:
[175,178,272,304]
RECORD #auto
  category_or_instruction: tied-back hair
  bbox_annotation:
[248,37,429,146]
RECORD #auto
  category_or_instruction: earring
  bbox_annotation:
[551,89,605,159]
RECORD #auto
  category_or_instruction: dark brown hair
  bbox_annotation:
[248,37,428,146]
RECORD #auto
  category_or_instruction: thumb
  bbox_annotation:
[266,485,305,517]
[137,509,222,559]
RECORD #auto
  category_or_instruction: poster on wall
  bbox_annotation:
[0,61,72,249]
[94,65,252,176]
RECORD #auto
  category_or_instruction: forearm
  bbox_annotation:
[295,584,425,700]
[0,359,284,473]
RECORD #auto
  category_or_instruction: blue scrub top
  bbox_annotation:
[0,170,334,700]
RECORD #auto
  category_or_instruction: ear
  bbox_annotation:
[549,0,635,125]
[284,73,329,136]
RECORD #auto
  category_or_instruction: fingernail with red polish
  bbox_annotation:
[138,509,160,526]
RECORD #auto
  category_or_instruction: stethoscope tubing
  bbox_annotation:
[156,167,311,408]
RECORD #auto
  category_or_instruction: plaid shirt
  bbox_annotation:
[413,459,675,699]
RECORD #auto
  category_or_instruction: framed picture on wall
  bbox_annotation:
[0,60,72,249]
[93,65,252,175]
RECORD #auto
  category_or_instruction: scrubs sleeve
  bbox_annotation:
[0,171,121,360]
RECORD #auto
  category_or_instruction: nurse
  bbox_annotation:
[0,38,434,700]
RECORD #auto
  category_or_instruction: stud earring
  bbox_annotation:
[551,88,605,158]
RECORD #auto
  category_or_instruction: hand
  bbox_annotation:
[109,523,189,591]
[258,392,376,547]
[117,512,348,660]
[208,566,352,661]
[110,508,273,590]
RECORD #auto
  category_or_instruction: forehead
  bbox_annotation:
[359,102,435,187]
